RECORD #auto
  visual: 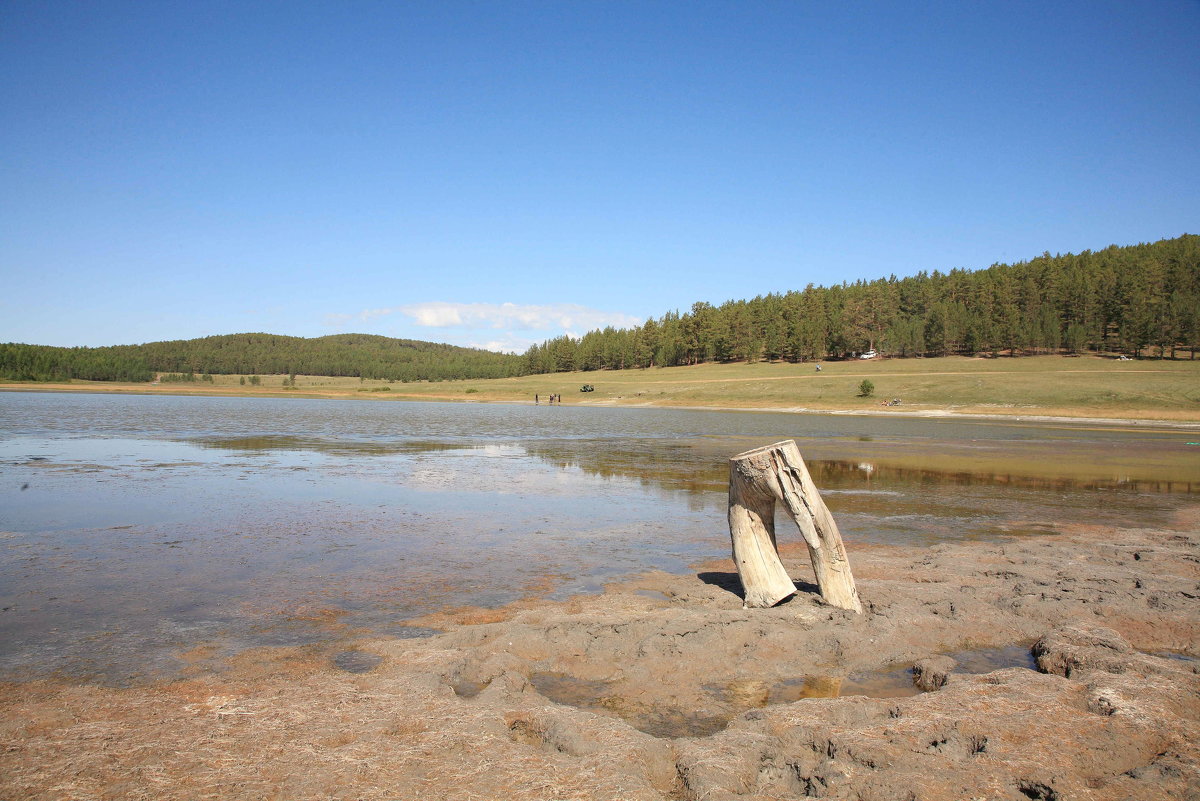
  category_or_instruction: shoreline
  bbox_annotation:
[4,380,1200,430]
[578,399,1200,429]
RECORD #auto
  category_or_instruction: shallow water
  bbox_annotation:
[1,392,1196,683]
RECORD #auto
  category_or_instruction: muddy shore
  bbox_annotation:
[2,507,1198,800]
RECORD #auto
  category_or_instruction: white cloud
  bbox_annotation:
[399,302,641,332]
[466,335,542,354]
[324,302,642,352]
[326,302,640,334]
[405,303,466,327]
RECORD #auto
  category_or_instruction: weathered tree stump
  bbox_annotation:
[727,440,862,612]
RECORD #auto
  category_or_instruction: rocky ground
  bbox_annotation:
[2,508,1198,800]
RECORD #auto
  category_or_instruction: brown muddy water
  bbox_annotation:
[2,392,1196,685]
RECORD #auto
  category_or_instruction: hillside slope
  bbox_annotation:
[0,333,524,383]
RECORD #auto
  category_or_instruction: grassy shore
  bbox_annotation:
[3,354,1200,423]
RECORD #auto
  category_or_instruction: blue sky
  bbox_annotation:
[2,1,1197,352]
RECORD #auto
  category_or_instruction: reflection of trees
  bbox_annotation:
[190,436,476,456]
[814,460,1196,495]
[523,441,727,497]
[191,435,1196,496]
[524,442,1196,497]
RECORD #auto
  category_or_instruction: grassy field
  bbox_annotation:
[3,355,1200,423]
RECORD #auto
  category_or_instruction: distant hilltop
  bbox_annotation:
[0,333,525,383]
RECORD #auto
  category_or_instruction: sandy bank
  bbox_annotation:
[3,507,1198,800]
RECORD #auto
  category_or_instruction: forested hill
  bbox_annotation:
[523,234,1200,372]
[0,333,524,383]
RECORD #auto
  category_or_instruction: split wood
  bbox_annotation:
[727,440,862,612]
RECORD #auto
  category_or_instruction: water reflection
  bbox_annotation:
[522,442,1194,546]
[1,391,1196,684]
[821,460,1197,495]
[192,435,479,456]
[526,441,1199,498]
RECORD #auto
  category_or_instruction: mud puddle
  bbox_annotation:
[332,650,384,673]
[526,644,1037,738]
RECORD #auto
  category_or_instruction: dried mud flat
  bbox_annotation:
[2,509,1199,801]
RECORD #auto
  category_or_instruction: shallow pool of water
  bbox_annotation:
[1,391,1195,683]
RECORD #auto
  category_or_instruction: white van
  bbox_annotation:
[859,350,877,360]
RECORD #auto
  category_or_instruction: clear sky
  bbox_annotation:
[2,1,1197,352]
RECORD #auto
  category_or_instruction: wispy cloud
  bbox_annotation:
[399,302,641,332]
[466,336,540,355]
[327,302,641,340]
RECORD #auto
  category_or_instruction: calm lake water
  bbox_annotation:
[2,391,1197,684]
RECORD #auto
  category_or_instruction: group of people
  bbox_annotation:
[535,393,562,404]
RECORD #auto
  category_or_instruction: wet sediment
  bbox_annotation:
[2,509,1197,800]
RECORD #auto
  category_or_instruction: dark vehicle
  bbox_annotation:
[580,384,594,392]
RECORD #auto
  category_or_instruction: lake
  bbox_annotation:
[1,391,1196,684]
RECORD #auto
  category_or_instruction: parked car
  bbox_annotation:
[580,384,594,392]
[859,350,877,360]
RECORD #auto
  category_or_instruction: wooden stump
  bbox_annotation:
[727,440,863,612]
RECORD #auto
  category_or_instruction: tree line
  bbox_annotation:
[0,333,524,383]
[521,234,1199,373]
[4,235,1196,384]
[0,343,155,382]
